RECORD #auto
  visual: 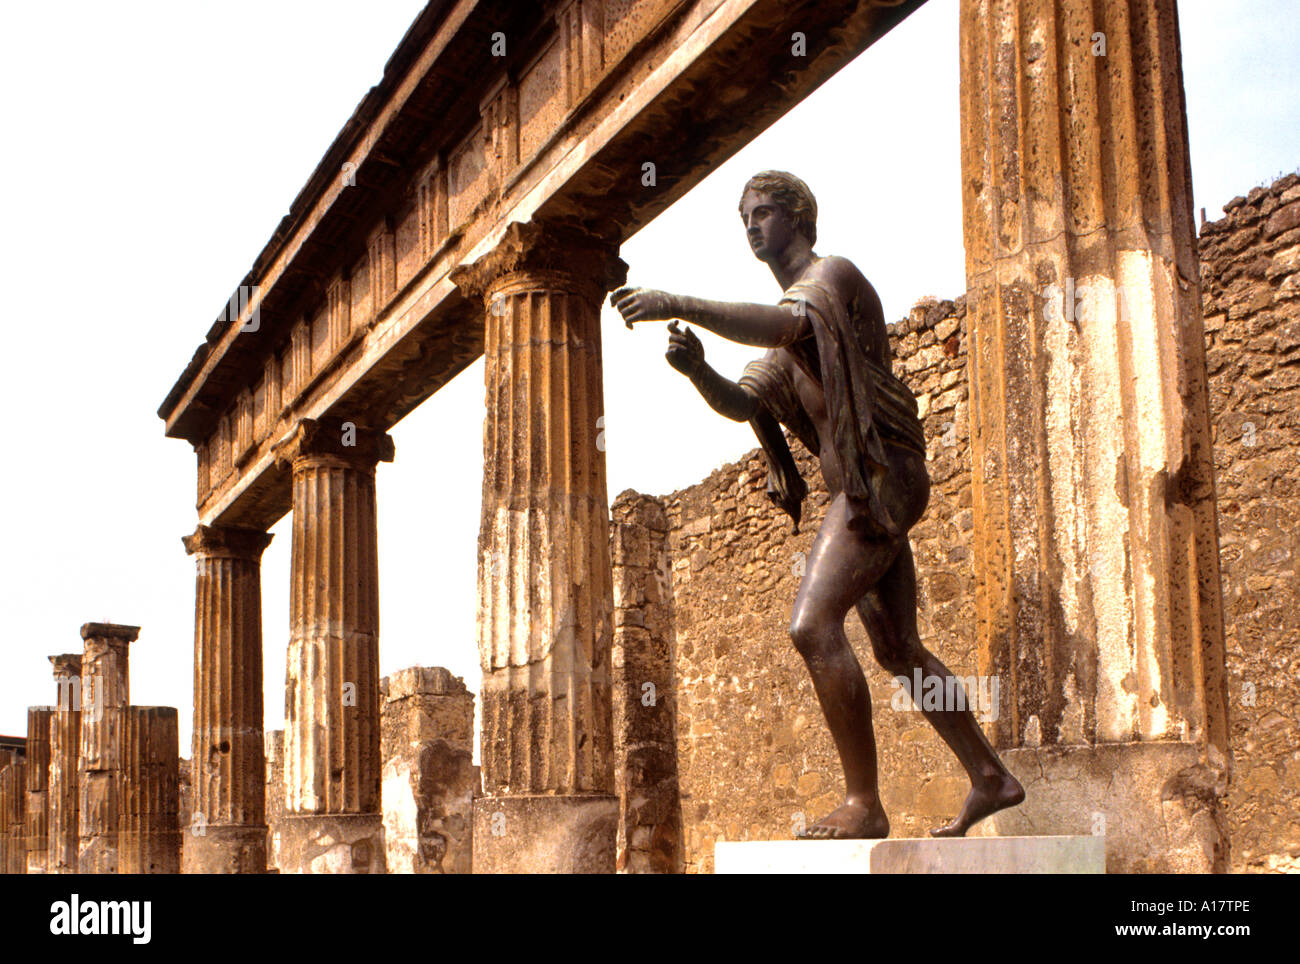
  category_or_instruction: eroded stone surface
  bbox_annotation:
[380,667,475,874]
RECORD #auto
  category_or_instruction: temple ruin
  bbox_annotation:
[1,0,1295,874]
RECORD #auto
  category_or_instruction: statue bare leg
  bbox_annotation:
[788,492,901,839]
[856,542,1024,837]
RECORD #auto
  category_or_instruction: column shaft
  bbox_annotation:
[47,654,81,873]
[275,416,392,873]
[182,524,273,873]
[119,706,181,874]
[25,707,53,873]
[452,220,627,872]
[77,622,139,873]
[959,0,1229,871]
[1,761,27,874]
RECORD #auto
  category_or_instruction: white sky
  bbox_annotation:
[1,0,1297,753]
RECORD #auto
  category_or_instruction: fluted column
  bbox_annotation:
[78,621,138,873]
[47,654,81,873]
[273,416,393,874]
[451,220,627,873]
[181,524,273,873]
[1,760,27,874]
[25,707,53,873]
[960,0,1229,871]
[119,706,181,874]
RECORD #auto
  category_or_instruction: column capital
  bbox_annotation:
[182,524,273,561]
[274,417,395,473]
[450,220,627,305]
[49,654,82,678]
[80,623,140,643]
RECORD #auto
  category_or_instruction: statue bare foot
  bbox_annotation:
[796,800,890,840]
[929,772,1025,838]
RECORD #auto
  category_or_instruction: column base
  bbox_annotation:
[77,837,118,874]
[120,830,181,874]
[181,824,268,874]
[968,742,1228,873]
[276,813,386,874]
[472,794,618,874]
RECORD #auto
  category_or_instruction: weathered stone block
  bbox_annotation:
[472,794,618,873]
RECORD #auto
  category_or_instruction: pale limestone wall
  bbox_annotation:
[1199,171,1300,873]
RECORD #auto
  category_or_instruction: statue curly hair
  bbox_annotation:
[738,170,818,247]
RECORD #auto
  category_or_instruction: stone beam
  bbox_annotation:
[160,0,927,531]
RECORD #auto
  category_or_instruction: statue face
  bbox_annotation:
[741,189,796,263]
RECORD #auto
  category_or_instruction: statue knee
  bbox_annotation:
[788,611,831,659]
[872,632,920,676]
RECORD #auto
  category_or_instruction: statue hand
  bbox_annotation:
[610,285,680,328]
[665,320,704,377]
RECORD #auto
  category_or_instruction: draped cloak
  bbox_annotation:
[738,276,926,538]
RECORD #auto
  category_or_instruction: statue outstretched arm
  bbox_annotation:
[665,321,757,422]
[611,286,806,348]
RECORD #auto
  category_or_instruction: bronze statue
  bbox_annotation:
[611,171,1024,839]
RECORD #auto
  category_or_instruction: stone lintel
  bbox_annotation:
[182,524,274,560]
[449,220,627,305]
[471,794,618,874]
[273,416,395,471]
[714,836,1105,874]
[80,623,140,643]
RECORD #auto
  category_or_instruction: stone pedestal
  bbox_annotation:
[715,835,1105,874]
[275,417,393,874]
[47,654,82,873]
[958,0,1229,870]
[380,667,476,874]
[78,622,138,874]
[472,794,620,874]
[119,706,181,874]
[182,524,273,874]
[451,221,627,872]
[25,706,53,873]
[970,743,1223,873]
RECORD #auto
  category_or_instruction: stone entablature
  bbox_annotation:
[157,0,926,532]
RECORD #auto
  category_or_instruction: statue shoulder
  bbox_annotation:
[811,255,867,290]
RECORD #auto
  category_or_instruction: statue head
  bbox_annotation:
[738,171,818,261]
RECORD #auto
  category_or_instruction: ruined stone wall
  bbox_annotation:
[611,494,684,873]
[379,667,475,874]
[1199,172,1300,873]
[632,170,1300,874]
